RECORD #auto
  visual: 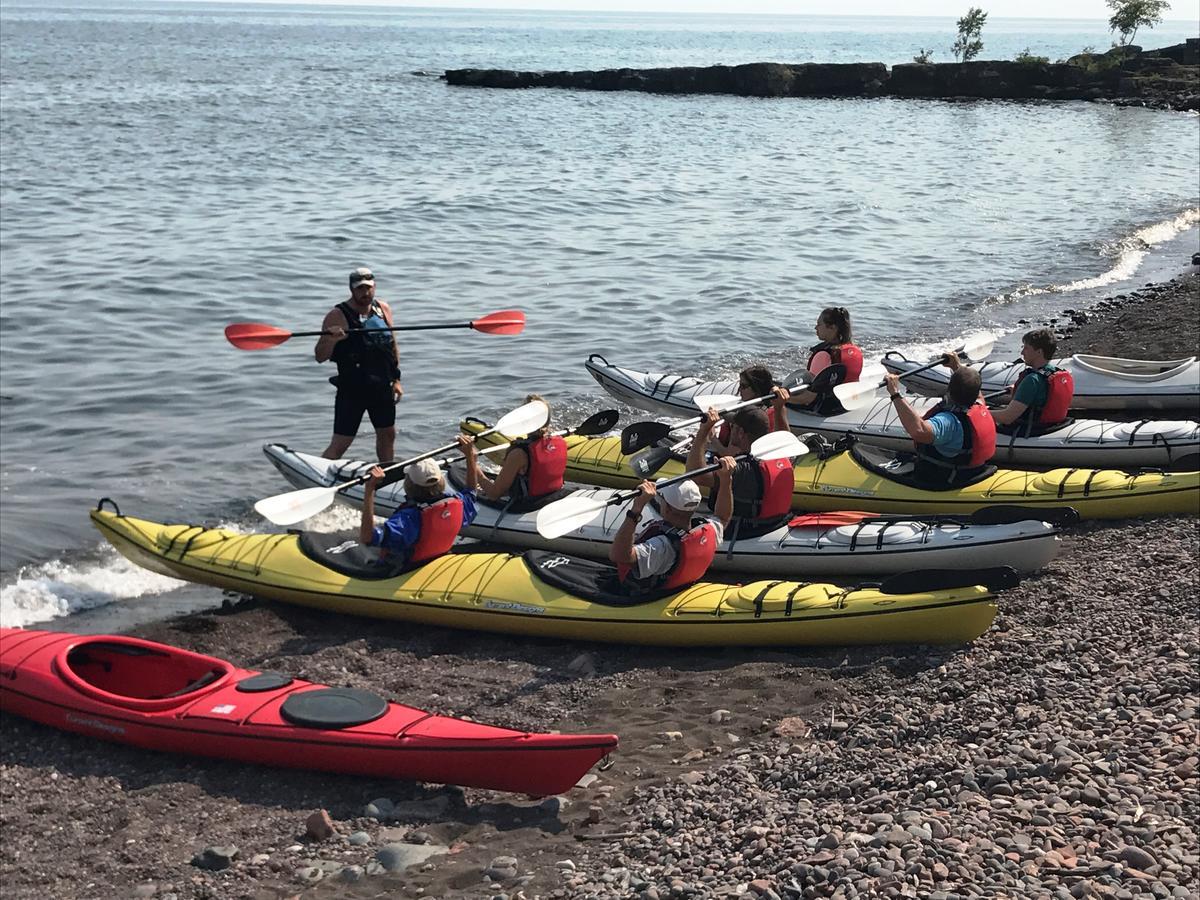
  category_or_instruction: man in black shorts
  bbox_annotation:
[314,267,402,461]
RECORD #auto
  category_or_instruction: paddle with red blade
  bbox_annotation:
[225,309,526,350]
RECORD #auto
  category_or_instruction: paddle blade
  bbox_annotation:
[535,495,613,540]
[470,309,526,335]
[254,486,338,526]
[747,431,808,461]
[630,446,674,478]
[621,421,672,455]
[832,380,881,411]
[879,566,1020,595]
[787,511,877,528]
[575,409,620,437]
[693,393,742,412]
[493,399,551,437]
[781,368,813,389]
[225,322,293,350]
[960,334,996,362]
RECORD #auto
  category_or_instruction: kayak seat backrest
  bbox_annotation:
[1071,354,1198,381]
[523,549,675,607]
[850,443,997,492]
[296,531,421,580]
[157,669,222,700]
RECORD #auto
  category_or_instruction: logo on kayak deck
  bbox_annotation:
[326,540,358,555]
[210,704,237,715]
[539,556,571,569]
[818,486,874,497]
[65,713,126,736]
[483,600,546,615]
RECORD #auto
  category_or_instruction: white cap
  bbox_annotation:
[659,480,702,512]
[405,458,444,488]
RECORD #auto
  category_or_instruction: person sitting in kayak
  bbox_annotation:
[947,328,1074,435]
[709,365,781,454]
[609,460,734,594]
[884,365,997,486]
[461,394,566,506]
[359,437,479,567]
[688,405,795,532]
[788,306,864,414]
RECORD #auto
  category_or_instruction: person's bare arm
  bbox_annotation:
[771,386,791,433]
[359,466,385,544]
[991,399,1029,426]
[712,457,735,528]
[378,300,403,401]
[457,435,480,492]
[315,308,349,363]
[686,408,719,488]
[884,374,935,444]
[475,447,526,501]
[609,482,655,566]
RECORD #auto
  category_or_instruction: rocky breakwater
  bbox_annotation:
[445,39,1200,111]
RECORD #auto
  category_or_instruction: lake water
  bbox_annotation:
[1,1,1198,628]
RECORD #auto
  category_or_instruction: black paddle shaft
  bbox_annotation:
[288,323,475,339]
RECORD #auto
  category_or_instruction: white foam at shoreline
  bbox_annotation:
[0,550,186,628]
[995,207,1200,301]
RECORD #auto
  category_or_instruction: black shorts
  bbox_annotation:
[333,384,396,437]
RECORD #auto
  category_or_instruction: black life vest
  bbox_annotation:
[330,301,398,389]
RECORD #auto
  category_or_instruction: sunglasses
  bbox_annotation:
[350,277,374,287]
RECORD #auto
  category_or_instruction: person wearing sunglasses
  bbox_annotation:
[708,365,790,454]
[314,267,404,462]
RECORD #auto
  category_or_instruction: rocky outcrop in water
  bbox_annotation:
[445,39,1200,111]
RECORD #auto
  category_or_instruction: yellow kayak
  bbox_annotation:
[91,505,1002,647]
[461,420,1200,519]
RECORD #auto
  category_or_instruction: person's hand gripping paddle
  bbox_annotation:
[225,310,526,350]
[832,334,996,412]
[534,430,808,540]
[253,400,549,526]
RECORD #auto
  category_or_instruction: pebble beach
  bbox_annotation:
[1,272,1196,900]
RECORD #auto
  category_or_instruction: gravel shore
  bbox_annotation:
[1,273,1197,900]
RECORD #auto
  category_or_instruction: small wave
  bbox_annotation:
[993,207,1200,301]
[0,550,185,629]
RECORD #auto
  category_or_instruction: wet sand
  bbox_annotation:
[1,274,1197,900]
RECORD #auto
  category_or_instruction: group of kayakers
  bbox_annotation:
[318,267,1075,598]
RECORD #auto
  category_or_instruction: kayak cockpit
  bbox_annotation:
[1071,354,1198,381]
[58,637,232,711]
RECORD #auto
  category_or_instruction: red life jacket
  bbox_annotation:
[920,399,997,468]
[408,497,464,564]
[807,342,864,384]
[514,434,567,499]
[705,457,795,521]
[716,407,775,446]
[1013,364,1074,426]
[617,519,719,592]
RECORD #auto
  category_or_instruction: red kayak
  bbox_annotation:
[0,628,617,796]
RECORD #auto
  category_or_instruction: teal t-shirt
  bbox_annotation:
[927,411,964,456]
[1013,369,1050,409]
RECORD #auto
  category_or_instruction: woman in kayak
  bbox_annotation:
[709,365,781,453]
[610,460,734,595]
[462,394,567,507]
[788,306,864,414]
[689,404,795,535]
[947,328,1074,435]
[359,437,479,567]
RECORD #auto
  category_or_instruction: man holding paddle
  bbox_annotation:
[315,267,403,463]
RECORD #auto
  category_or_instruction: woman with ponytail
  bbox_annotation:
[785,306,865,414]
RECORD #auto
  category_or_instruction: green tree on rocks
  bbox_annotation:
[952,7,988,62]
[1107,0,1171,46]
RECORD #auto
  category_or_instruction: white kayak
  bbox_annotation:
[880,352,1200,413]
[263,443,1062,576]
[584,355,1200,469]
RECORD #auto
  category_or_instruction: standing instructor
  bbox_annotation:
[314,267,403,462]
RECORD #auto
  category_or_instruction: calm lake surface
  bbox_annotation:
[1,1,1198,627]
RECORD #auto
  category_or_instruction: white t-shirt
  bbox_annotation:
[632,517,725,580]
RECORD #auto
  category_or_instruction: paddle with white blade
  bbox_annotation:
[254,400,550,526]
[832,334,997,412]
[449,409,619,464]
[535,431,808,540]
[619,368,809,455]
